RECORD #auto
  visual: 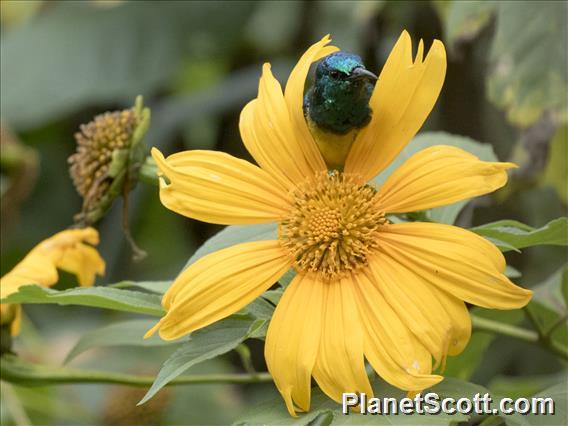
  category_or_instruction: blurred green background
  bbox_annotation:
[1,1,566,425]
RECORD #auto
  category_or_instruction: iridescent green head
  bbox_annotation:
[304,52,377,134]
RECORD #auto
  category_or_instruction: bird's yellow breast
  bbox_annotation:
[307,117,359,170]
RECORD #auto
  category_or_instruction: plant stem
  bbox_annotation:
[548,340,568,361]
[1,355,272,387]
[138,157,159,186]
[4,315,565,389]
[523,306,544,335]
[236,343,257,376]
[471,315,538,342]
[0,382,32,426]
[544,314,568,337]
[471,314,568,360]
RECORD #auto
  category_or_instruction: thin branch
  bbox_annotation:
[523,306,545,335]
[236,343,257,376]
[471,314,568,361]
[1,356,272,387]
[472,315,539,343]
[544,314,568,338]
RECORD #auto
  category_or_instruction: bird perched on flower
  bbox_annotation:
[147,32,532,416]
[303,52,377,169]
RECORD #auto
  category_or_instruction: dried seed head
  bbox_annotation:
[69,110,136,210]
[68,96,150,226]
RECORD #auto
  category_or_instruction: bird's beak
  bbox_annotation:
[348,67,378,81]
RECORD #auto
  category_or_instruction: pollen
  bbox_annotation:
[279,171,387,280]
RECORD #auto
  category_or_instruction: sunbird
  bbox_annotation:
[304,52,377,169]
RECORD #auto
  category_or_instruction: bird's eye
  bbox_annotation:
[330,70,340,79]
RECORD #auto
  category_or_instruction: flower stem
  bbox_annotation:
[471,315,538,342]
[471,314,568,360]
[236,343,257,376]
[544,314,568,337]
[523,306,544,335]
[139,156,159,186]
[1,355,272,387]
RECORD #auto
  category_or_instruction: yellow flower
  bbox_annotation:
[146,32,533,416]
[0,228,105,335]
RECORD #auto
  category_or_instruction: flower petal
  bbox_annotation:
[0,228,105,336]
[240,64,323,190]
[368,252,452,366]
[0,228,104,299]
[0,254,58,300]
[146,240,290,340]
[379,223,533,309]
[0,304,21,336]
[345,31,447,182]
[283,35,338,174]
[431,287,471,357]
[352,270,443,391]
[265,274,324,416]
[377,145,516,213]
[152,148,292,225]
[57,244,105,286]
[312,277,373,403]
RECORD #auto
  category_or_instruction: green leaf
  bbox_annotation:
[445,1,496,47]
[235,391,337,426]
[1,285,164,316]
[1,1,255,129]
[109,280,172,294]
[484,237,522,253]
[531,265,568,316]
[372,131,499,224]
[472,218,568,251]
[185,223,278,268]
[525,265,568,349]
[64,319,182,364]
[444,308,524,381]
[263,289,284,305]
[236,377,474,425]
[242,293,280,339]
[139,315,260,405]
[487,2,568,126]
[542,126,568,204]
[488,373,565,400]
[502,382,566,425]
[505,265,522,279]
[443,333,494,381]
[245,297,275,321]
[431,376,491,401]
[278,269,296,288]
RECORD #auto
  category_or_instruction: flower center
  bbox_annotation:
[279,171,387,280]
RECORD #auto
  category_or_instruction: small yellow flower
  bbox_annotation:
[0,228,105,335]
[147,32,532,416]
